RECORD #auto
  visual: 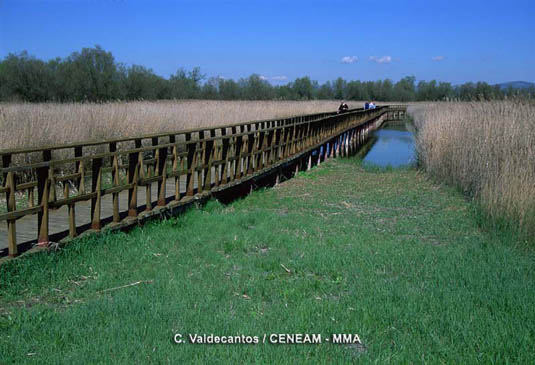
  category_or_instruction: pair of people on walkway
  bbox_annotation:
[364,101,376,110]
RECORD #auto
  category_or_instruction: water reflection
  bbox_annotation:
[362,122,416,167]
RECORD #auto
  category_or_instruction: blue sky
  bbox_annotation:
[1,0,533,84]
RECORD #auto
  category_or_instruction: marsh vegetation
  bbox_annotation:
[0,100,360,150]
[412,100,535,241]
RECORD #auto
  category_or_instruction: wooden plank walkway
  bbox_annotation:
[0,106,408,257]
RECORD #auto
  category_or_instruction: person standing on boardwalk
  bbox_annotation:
[364,101,370,110]
[338,101,349,113]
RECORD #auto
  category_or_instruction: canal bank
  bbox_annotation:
[1,158,534,363]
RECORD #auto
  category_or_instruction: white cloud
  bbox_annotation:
[431,56,445,62]
[259,75,268,81]
[271,75,288,81]
[369,56,392,64]
[341,56,359,64]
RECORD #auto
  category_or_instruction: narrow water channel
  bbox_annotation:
[362,121,416,167]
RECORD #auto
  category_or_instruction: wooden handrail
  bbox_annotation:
[0,105,407,258]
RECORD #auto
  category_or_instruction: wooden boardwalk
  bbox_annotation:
[0,106,408,257]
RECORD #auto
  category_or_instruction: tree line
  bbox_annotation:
[1,46,533,103]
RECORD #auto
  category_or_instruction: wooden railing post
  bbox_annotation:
[141,142,151,212]
[301,120,306,152]
[91,157,103,230]
[280,121,287,159]
[235,126,245,179]
[265,122,275,167]
[281,121,294,160]
[289,120,297,156]
[302,121,309,149]
[220,128,229,185]
[36,150,51,245]
[229,127,237,182]
[197,131,205,193]
[296,121,303,152]
[214,131,222,187]
[110,142,120,223]
[246,125,255,175]
[6,171,17,257]
[74,147,84,195]
[64,172,76,238]
[41,150,56,206]
[185,133,196,196]
[27,185,35,208]
[36,166,49,245]
[170,135,180,201]
[304,122,311,148]
[203,130,215,191]
[274,122,282,163]
[257,123,267,171]
[294,118,300,154]
[128,139,141,217]
[154,137,168,206]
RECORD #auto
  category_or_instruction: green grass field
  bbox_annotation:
[1,158,534,363]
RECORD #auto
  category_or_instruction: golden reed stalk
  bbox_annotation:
[411,100,535,240]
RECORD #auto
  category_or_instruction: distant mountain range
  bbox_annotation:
[496,81,535,90]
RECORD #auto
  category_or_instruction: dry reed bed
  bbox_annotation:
[411,101,535,239]
[0,100,359,188]
[0,100,359,151]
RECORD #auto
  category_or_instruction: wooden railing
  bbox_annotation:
[0,105,407,257]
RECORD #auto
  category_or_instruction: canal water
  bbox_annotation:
[362,122,416,167]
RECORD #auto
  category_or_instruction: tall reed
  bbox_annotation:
[411,101,535,241]
[0,100,360,150]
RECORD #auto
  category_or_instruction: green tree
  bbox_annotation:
[317,81,334,99]
[0,47,522,102]
[292,77,314,100]
[393,76,416,101]
[58,45,123,101]
[346,80,364,101]
[381,79,394,101]
[417,80,440,101]
[475,81,494,100]
[459,82,476,100]
[275,84,296,100]
[0,51,54,101]
[239,74,275,100]
[201,77,219,99]
[169,67,204,99]
[436,82,455,100]
[218,78,240,100]
[333,77,346,100]
[124,65,166,100]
